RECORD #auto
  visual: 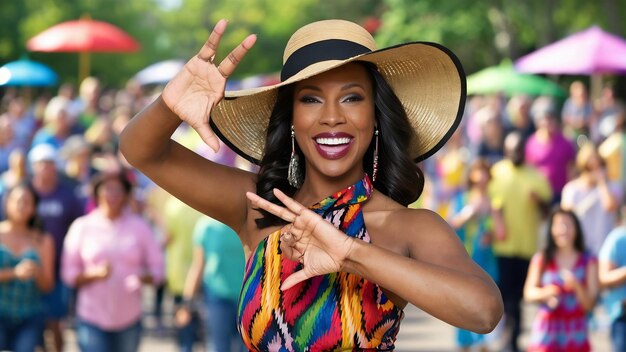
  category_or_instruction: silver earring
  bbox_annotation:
[372,128,379,182]
[288,125,303,188]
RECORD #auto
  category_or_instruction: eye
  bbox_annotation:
[342,94,364,103]
[299,95,320,104]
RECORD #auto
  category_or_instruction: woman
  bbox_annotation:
[524,208,598,352]
[561,143,622,256]
[61,171,164,352]
[448,159,499,351]
[120,19,502,350]
[0,182,55,351]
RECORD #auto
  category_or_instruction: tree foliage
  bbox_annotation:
[1,0,625,88]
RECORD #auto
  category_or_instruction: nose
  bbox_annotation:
[318,101,346,127]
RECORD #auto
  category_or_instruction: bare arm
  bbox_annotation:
[33,234,55,292]
[247,190,503,334]
[523,254,560,303]
[119,20,257,232]
[346,210,503,333]
[182,246,206,300]
[599,259,626,288]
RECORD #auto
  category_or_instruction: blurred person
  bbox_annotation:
[562,81,593,143]
[49,83,82,127]
[0,182,55,352]
[561,143,621,256]
[84,114,116,154]
[0,96,37,150]
[475,105,505,165]
[592,84,621,143]
[61,171,164,352]
[599,103,626,190]
[29,143,85,351]
[431,128,470,218]
[59,135,96,205]
[489,131,553,352]
[448,158,499,352]
[31,97,78,151]
[524,208,598,352]
[176,216,246,352]
[0,148,27,193]
[525,98,577,204]
[504,94,535,141]
[75,77,102,131]
[0,117,20,173]
[598,207,626,352]
[161,194,202,350]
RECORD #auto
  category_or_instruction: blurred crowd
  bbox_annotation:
[417,81,626,352]
[0,76,625,352]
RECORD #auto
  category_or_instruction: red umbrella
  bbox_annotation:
[27,18,140,81]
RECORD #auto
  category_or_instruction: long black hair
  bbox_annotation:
[255,62,423,229]
[542,207,585,268]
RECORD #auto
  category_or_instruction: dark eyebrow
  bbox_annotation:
[341,83,365,91]
[296,83,365,93]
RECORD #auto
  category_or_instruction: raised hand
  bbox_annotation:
[246,189,356,291]
[162,19,257,152]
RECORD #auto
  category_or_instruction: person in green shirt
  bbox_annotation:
[177,216,245,352]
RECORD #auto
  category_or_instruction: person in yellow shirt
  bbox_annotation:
[488,131,552,352]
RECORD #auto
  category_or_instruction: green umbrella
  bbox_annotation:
[467,63,566,97]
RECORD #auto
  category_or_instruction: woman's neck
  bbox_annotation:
[296,169,366,206]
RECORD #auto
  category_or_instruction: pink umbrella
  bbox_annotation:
[515,26,626,75]
[27,17,140,82]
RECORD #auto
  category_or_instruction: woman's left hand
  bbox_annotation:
[246,189,356,291]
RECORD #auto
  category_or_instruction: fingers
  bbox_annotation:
[195,122,220,153]
[246,192,297,222]
[197,19,228,62]
[281,270,309,291]
[273,188,306,216]
[217,34,257,77]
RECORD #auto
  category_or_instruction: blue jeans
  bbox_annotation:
[612,313,626,352]
[76,319,142,352]
[204,292,244,352]
[0,314,45,352]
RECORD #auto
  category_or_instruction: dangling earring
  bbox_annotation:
[288,125,303,188]
[372,127,379,182]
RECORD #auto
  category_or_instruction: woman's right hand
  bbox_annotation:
[162,19,256,152]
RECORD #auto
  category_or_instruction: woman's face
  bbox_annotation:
[5,186,36,224]
[469,167,489,188]
[292,63,375,181]
[550,212,577,249]
[97,178,128,211]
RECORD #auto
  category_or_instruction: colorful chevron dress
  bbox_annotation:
[238,175,404,351]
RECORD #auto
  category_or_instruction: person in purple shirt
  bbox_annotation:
[28,143,85,351]
[525,99,576,204]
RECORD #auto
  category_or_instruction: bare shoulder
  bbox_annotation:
[364,191,456,256]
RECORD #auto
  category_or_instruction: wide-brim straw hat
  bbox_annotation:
[210,19,466,164]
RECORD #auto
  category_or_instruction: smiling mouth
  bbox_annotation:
[314,137,353,159]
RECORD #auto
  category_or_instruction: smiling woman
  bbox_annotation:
[120,18,503,351]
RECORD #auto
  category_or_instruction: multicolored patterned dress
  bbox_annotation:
[527,252,595,352]
[238,175,404,351]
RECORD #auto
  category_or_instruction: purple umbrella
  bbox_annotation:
[515,26,626,75]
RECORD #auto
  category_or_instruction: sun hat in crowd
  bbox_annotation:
[209,19,466,164]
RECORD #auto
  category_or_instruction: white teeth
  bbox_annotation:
[315,137,351,146]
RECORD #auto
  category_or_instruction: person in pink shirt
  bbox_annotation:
[61,171,164,352]
[525,98,577,204]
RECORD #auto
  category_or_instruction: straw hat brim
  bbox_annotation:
[210,41,466,164]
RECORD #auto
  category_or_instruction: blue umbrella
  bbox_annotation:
[0,58,59,86]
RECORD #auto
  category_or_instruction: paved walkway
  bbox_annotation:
[64,289,612,351]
